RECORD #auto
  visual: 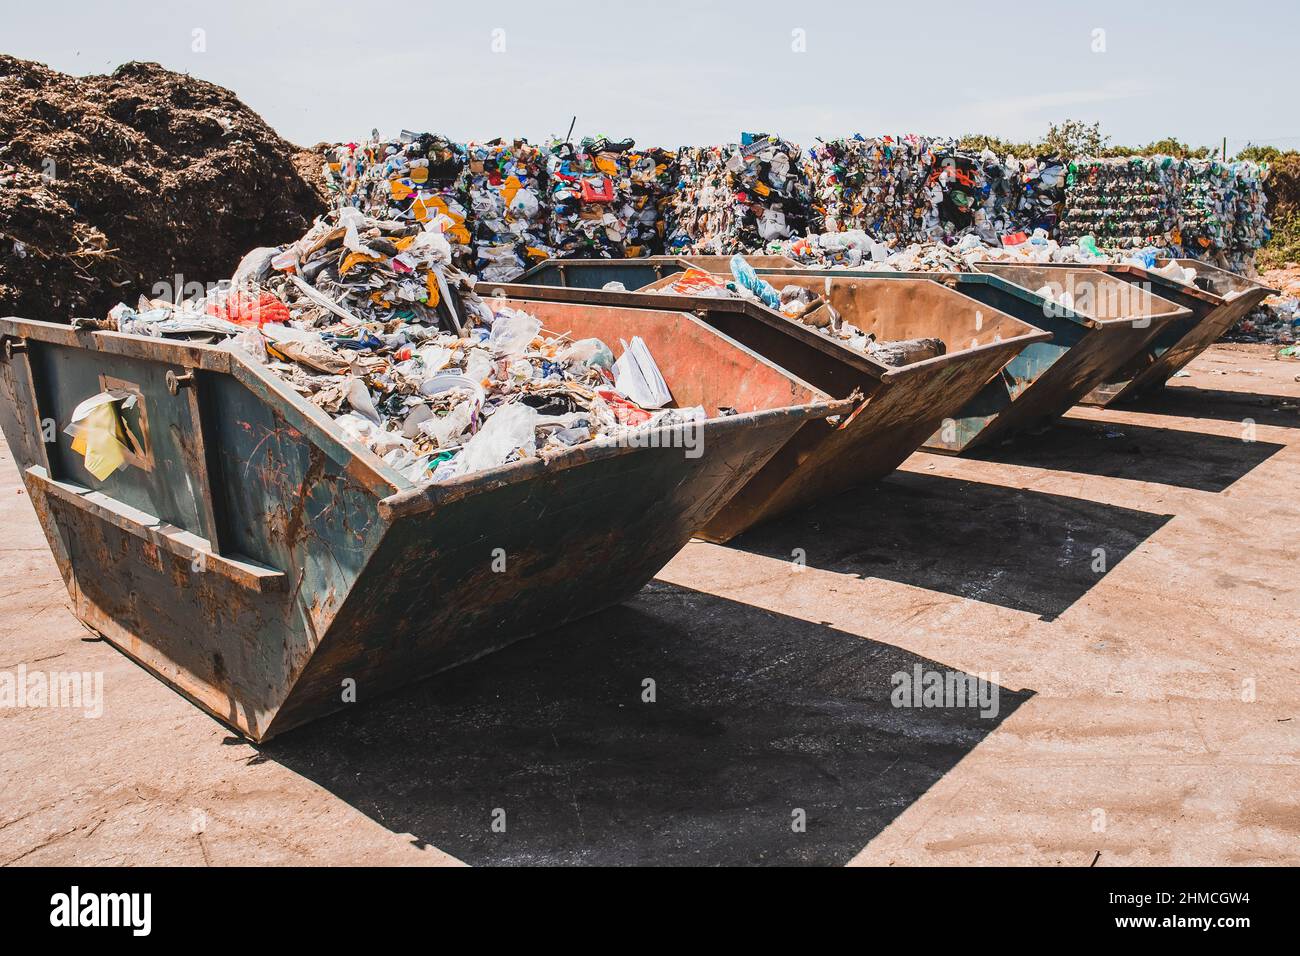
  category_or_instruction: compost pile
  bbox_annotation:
[0,56,326,322]
[94,209,704,485]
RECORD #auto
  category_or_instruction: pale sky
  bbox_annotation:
[4,0,1296,154]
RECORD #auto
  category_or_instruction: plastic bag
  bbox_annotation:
[455,402,540,474]
[488,310,542,357]
[613,336,672,409]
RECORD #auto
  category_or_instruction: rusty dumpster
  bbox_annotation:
[483,273,1047,541]
[0,312,846,741]
[510,254,799,291]
[928,262,1193,449]
[1059,260,1277,406]
[756,265,1192,452]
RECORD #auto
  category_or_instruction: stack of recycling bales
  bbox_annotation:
[546,137,629,259]
[623,145,676,256]
[1059,157,1177,250]
[1176,160,1271,268]
[1059,156,1270,269]
[665,145,731,253]
[805,135,929,240]
[303,131,1270,276]
[324,134,473,271]
[546,137,679,258]
[802,135,1066,248]
[460,139,551,282]
[666,135,812,254]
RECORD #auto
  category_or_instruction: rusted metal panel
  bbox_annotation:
[511,255,798,291]
[486,274,1047,540]
[756,265,1192,453]
[1053,260,1279,405]
[675,254,800,272]
[0,311,840,740]
[940,263,1193,449]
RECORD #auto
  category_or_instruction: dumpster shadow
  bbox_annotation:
[1123,385,1300,429]
[261,581,1031,867]
[725,470,1171,621]
[975,418,1284,492]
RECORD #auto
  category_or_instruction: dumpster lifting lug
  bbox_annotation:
[2,336,26,360]
[166,368,195,395]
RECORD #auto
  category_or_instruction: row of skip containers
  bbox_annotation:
[0,253,1251,740]
[754,262,1193,451]
[1028,260,1277,407]
[0,311,853,741]
[497,256,1198,518]
[489,268,1049,540]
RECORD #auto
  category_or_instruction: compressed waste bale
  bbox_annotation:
[666,135,812,254]
[1061,156,1270,271]
[545,136,630,259]
[324,132,473,271]
[460,139,552,283]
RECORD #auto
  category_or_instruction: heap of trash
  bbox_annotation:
[667,135,812,254]
[302,128,1271,280]
[762,227,1172,274]
[546,136,629,258]
[1060,157,1271,271]
[1229,264,1300,344]
[461,139,552,283]
[92,208,707,484]
[804,136,932,241]
[801,135,1065,248]
[323,133,473,271]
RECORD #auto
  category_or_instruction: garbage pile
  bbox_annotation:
[0,56,326,322]
[546,137,631,259]
[324,133,472,270]
[1061,158,1181,251]
[545,138,675,258]
[666,135,812,254]
[665,145,732,253]
[658,254,946,365]
[799,135,1067,250]
[293,130,1268,276]
[1229,264,1300,344]
[1060,157,1270,271]
[767,225,1192,278]
[623,145,677,256]
[94,209,703,484]
[461,139,551,283]
[805,136,929,241]
[1179,160,1270,268]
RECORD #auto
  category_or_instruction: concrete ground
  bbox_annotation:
[1,343,1297,866]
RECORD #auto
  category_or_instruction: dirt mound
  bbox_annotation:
[293,142,335,207]
[0,57,328,321]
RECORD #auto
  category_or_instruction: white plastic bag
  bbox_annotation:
[488,310,542,357]
[613,336,672,409]
[455,403,539,475]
